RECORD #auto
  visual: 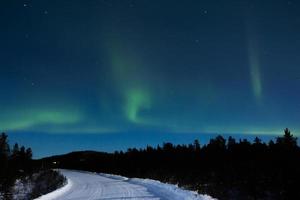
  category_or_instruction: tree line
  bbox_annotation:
[0,133,32,195]
[0,133,65,200]
[44,128,300,200]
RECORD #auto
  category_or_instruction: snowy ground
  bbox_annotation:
[34,169,216,200]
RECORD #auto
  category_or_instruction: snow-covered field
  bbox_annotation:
[35,169,216,200]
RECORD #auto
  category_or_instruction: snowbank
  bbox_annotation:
[99,172,216,200]
[13,178,34,200]
[33,178,72,200]
[98,172,129,181]
[130,178,216,200]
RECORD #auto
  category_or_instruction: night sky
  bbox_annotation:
[1,0,300,158]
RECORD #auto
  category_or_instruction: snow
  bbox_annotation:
[13,178,34,200]
[34,169,216,200]
[34,178,72,200]
[130,178,215,200]
[11,170,69,200]
[98,173,215,200]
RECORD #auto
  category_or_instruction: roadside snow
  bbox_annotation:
[34,178,72,200]
[13,178,33,200]
[130,178,215,200]
[100,173,216,200]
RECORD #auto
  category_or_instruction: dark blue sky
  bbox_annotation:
[1,0,300,158]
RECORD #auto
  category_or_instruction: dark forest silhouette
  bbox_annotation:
[0,133,32,195]
[42,128,300,200]
[0,133,65,199]
[1,129,300,199]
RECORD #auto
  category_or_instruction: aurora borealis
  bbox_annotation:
[1,0,300,157]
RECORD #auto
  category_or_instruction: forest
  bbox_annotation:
[0,133,65,200]
[1,129,300,199]
[42,128,300,200]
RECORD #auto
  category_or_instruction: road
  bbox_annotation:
[35,169,215,200]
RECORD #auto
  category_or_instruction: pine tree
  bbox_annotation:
[276,128,297,147]
[0,133,10,158]
[26,148,33,159]
[193,139,201,152]
[12,143,20,158]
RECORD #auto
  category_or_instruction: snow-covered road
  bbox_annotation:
[35,169,215,200]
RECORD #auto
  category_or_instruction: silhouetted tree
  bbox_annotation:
[208,135,226,151]
[254,137,262,144]
[26,148,33,159]
[276,128,297,147]
[193,139,201,152]
[12,143,19,157]
[0,133,37,197]
[227,136,236,147]
[0,133,10,159]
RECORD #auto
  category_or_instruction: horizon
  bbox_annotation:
[7,130,292,158]
[1,0,300,158]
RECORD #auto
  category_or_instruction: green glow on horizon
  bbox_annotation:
[0,109,82,131]
[166,125,300,136]
[40,126,120,134]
